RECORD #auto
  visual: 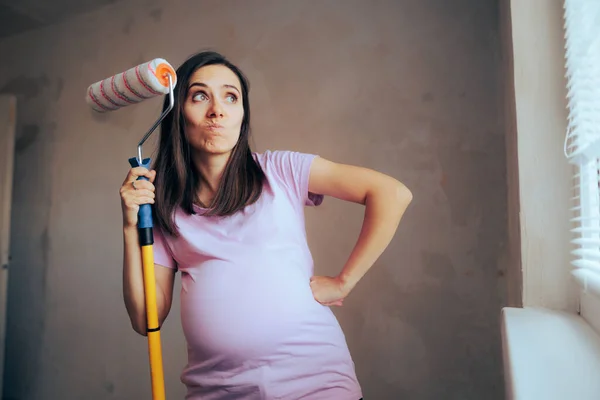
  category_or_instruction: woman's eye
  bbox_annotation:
[226,94,238,103]
[193,92,208,102]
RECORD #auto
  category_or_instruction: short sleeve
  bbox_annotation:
[152,224,177,270]
[263,150,324,207]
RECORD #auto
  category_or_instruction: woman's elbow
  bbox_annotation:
[133,324,147,337]
[392,180,413,206]
[131,310,170,337]
[130,316,148,336]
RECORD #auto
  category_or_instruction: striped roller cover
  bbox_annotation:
[86,58,177,112]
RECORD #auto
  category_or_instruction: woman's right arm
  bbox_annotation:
[120,167,175,336]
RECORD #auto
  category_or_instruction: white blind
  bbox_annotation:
[570,160,600,297]
[563,0,600,164]
[563,0,600,297]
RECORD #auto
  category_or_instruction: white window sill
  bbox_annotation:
[501,307,600,400]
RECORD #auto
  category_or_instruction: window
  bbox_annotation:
[563,0,600,314]
[571,159,600,298]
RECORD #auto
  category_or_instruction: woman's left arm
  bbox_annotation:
[308,156,413,306]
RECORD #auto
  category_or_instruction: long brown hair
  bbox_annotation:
[152,51,265,236]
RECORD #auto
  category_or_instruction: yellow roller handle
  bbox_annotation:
[142,244,166,400]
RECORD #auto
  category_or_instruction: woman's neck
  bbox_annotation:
[193,151,231,205]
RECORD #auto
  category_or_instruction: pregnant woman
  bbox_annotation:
[119,50,412,399]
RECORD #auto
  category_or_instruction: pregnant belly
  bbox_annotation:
[180,258,325,361]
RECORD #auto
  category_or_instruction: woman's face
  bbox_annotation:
[183,64,244,157]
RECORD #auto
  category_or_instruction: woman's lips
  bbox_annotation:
[206,123,224,130]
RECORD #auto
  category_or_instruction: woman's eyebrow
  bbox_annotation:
[188,82,241,94]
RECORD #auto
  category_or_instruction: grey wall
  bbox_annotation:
[0,0,507,399]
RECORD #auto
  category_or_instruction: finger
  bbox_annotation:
[120,185,154,200]
[123,190,155,205]
[149,170,157,183]
[135,189,155,199]
[324,297,344,305]
[136,196,155,205]
[123,167,151,184]
[131,166,150,178]
[131,180,155,192]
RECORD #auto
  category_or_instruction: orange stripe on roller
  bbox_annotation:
[88,86,110,111]
[123,72,150,100]
[100,80,120,107]
[136,65,161,95]
[111,75,136,104]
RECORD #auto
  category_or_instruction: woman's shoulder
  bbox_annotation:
[252,149,291,162]
[253,149,318,169]
[252,149,323,206]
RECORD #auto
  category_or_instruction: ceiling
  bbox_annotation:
[0,0,119,39]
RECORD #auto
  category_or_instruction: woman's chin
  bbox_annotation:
[199,145,235,156]
[190,137,238,157]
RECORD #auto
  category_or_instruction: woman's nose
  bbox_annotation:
[207,100,225,118]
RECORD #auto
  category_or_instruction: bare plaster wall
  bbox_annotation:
[0,0,507,399]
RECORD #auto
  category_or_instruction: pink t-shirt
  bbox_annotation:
[153,150,362,400]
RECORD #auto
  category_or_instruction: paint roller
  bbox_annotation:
[86,58,177,162]
[86,58,177,400]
